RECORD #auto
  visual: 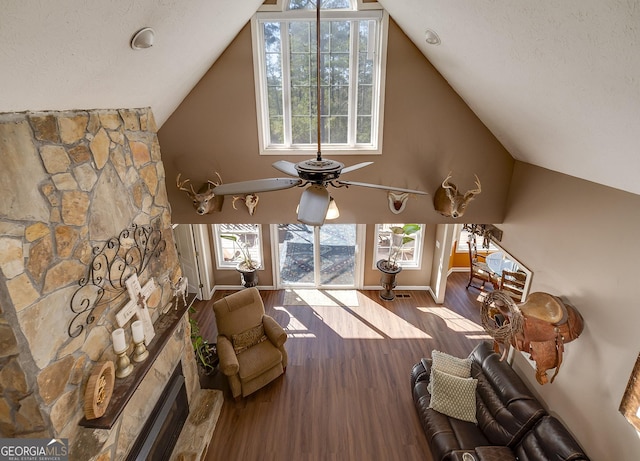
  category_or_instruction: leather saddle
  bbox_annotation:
[513,292,584,384]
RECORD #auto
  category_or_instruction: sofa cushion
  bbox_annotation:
[471,343,546,447]
[513,416,590,461]
[429,369,478,423]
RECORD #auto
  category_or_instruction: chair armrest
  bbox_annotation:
[263,315,287,348]
[216,335,239,376]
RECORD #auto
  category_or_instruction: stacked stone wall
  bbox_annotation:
[0,108,199,460]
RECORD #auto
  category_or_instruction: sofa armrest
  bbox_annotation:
[216,335,239,376]
[263,315,287,348]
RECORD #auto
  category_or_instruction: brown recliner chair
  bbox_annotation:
[213,287,288,400]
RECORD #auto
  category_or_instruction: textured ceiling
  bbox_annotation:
[1,0,639,195]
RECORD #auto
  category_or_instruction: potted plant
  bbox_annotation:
[188,305,218,375]
[376,224,421,300]
[220,234,260,288]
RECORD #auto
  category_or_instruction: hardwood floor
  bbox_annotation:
[190,272,492,461]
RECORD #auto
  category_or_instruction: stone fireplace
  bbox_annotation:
[0,108,216,460]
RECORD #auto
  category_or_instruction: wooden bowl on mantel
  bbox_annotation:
[84,361,115,420]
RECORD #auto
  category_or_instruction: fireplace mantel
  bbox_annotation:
[79,296,195,429]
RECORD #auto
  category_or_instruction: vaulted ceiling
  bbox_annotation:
[2,1,638,195]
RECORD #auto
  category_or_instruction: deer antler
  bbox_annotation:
[441,172,455,190]
[465,174,482,198]
[176,174,196,195]
[207,171,223,189]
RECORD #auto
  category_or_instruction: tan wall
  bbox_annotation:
[158,16,514,289]
[497,162,640,460]
[158,18,514,225]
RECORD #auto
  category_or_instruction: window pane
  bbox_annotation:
[330,21,350,52]
[374,224,424,269]
[214,224,262,269]
[290,53,311,86]
[330,86,349,116]
[329,116,348,143]
[289,0,351,9]
[270,116,284,144]
[357,85,372,115]
[330,53,349,86]
[356,116,371,144]
[292,116,313,144]
[289,21,310,52]
[263,22,281,53]
[256,11,383,152]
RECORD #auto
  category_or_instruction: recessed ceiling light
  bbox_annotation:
[131,27,155,50]
[425,29,441,46]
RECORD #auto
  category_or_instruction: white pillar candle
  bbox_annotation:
[131,320,145,344]
[112,328,127,353]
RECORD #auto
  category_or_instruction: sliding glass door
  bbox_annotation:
[275,224,361,288]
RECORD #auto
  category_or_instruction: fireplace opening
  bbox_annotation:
[127,362,188,461]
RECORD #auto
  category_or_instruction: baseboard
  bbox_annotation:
[362,285,430,291]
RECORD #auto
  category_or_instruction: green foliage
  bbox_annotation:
[189,305,217,374]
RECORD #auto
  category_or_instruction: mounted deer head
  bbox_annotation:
[387,191,409,214]
[433,173,481,218]
[176,172,224,215]
[232,194,259,216]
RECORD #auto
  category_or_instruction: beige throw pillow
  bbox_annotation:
[231,324,267,354]
[428,368,478,423]
[428,350,473,393]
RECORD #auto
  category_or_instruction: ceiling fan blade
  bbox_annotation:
[297,185,330,227]
[212,178,302,195]
[272,160,299,177]
[340,161,374,174]
[336,180,428,195]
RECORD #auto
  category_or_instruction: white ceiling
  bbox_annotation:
[2,1,639,195]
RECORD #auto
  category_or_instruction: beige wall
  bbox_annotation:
[158,17,513,289]
[158,18,513,226]
[497,162,640,460]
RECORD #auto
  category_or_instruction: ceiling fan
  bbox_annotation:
[212,1,427,226]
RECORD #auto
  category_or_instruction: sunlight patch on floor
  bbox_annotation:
[273,305,317,338]
[283,289,359,307]
[418,306,488,335]
[348,302,432,339]
[311,304,384,339]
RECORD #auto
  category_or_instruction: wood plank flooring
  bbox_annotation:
[190,272,492,461]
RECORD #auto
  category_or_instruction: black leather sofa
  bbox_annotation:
[411,341,589,461]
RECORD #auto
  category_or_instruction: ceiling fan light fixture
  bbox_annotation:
[326,197,340,220]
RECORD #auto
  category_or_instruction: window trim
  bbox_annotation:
[251,9,388,155]
[212,224,264,271]
[373,224,425,270]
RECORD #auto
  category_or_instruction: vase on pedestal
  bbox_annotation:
[376,259,402,301]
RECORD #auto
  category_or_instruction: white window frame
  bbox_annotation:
[251,7,388,155]
[456,226,499,253]
[212,224,264,270]
[373,224,424,270]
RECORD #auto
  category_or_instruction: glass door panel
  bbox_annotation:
[277,223,358,288]
[278,224,315,286]
[319,224,356,286]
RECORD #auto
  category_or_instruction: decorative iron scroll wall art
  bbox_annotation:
[68,222,166,338]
